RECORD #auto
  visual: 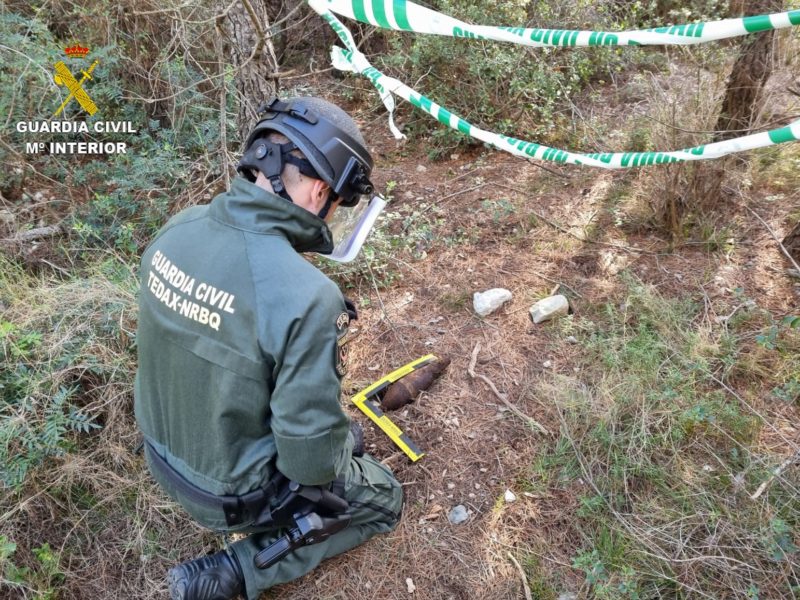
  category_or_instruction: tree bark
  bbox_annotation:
[784,221,800,264]
[685,0,782,219]
[222,0,280,146]
[713,0,781,142]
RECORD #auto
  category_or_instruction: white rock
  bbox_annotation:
[473,288,513,316]
[543,360,552,368]
[558,594,577,600]
[406,577,416,594]
[566,336,578,344]
[416,164,428,173]
[448,505,469,525]
[529,295,569,324]
[504,489,517,503]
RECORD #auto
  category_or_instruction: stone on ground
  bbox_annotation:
[529,294,570,324]
[473,288,513,316]
[448,505,469,525]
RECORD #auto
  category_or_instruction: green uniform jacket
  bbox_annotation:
[135,178,354,498]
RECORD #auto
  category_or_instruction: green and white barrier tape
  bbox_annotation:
[321,0,800,48]
[307,0,800,168]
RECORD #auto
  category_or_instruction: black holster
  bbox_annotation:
[143,441,351,570]
[252,480,352,570]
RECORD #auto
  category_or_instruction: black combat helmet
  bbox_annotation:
[237,97,374,217]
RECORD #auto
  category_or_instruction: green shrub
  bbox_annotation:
[0,535,66,599]
[366,0,666,153]
[535,275,800,598]
[0,256,136,487]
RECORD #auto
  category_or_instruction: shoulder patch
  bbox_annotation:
[335,311,351,378]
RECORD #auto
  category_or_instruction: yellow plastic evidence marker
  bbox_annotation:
[351,354,437,462]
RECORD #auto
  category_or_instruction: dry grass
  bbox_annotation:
[0,255,212,599]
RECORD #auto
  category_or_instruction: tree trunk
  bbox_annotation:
[784,221,800,264]
[222,0,280,146]
[713,0,781,141]
[686,0,781,216]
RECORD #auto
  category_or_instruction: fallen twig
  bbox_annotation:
[3,224,61,244]
[524,158,572,179]
[751,451,800,500]
[508,552,533,600]
[467,342,549,435]
[418,182,489,217]
[438,182,489,204]
[745,205,800,275]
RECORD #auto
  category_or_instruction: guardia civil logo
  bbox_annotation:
[16,42,137,156]
[53,45,99,116]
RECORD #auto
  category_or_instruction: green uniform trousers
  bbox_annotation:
[231,454,402,599]
[147,451,402,600]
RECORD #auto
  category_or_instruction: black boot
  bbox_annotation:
[168,550,245,600]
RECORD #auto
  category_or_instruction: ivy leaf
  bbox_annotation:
[782,315,800,329]
[0,535,17,561]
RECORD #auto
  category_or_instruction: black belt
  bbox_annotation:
[144,441,284,527]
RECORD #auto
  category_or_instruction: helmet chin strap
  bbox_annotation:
[317,190,337,221]
[268,174,295,205]
[269,172,335,221]
[268,179,333,222]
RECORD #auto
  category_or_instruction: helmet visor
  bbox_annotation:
[321,195,386,263]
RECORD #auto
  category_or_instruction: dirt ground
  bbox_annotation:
[262,107,800,599]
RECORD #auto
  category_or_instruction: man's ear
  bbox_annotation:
[312,180,331,206]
